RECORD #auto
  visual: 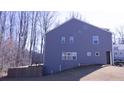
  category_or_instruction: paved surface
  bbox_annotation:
[80,65,124,81]
[1,65,124,81]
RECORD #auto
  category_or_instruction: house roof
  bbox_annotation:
[47,18,112,34]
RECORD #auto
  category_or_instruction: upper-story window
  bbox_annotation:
[92,35,99,45]
[69,36,74,44]
[61,36,65,44]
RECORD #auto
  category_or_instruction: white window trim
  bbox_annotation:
[69,36,74,44]
[92,35,99,45]
[87,52,92,56]
[61,52,77,61]
[61,36,65,44]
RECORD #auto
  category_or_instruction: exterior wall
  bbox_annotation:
[44,19,112,74]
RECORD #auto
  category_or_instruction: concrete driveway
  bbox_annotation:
[1,65,124,81]
[80,65,124,81]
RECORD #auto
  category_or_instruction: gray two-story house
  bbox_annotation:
[44,18,113,74]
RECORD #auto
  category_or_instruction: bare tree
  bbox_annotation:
[8,12,16,45]
[37,11,57,63]
[0,11,7,47]
[0,11,19,69]
[16,11,30,66]
[0,11,7,69]
[0,11,57,69]
[116,26,124,44]
[112,32,117,45]
[65,11,88,23]
[69,11,82,19]
[5,12,16,67]
[29,11,39,64]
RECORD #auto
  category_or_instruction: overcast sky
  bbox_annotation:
[1,0,124,33]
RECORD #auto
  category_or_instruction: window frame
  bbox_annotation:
[61,52,77,61]
[87,52,92,56]
[61,36,65,44]
[69,36,74,44]
[92,35,99,45]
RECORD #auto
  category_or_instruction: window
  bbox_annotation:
[61,36,65,44]
[71,52,77,60]
[87,52,91,56]
[69,36,74,43]
[92,36,99,45]
[62,52,77,61]
[95,52,100,56]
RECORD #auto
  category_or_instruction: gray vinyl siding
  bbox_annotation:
[44,18,112,74]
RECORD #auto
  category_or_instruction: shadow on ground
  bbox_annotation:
[0,65,105,81]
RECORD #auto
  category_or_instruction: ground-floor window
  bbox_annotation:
[62,52,77,61]
[87,52,92,56]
